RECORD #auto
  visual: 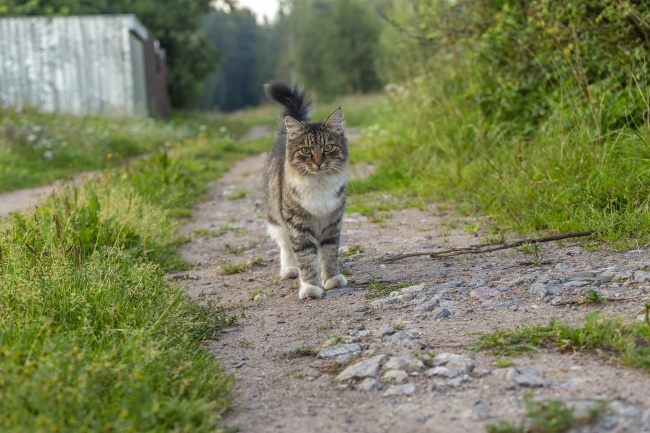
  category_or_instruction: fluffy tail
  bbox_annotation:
[264,81,311,123]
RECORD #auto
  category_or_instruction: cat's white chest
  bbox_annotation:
[290,174,346,218]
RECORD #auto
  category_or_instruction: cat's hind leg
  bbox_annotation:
[267,224,299,279]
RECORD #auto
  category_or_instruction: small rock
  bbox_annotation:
[353,305,370,312]
[427,280,465,294]
[425,366,461,378]
[432,307,452,320]
[508,276,535,287]
[470,287,500,301]
[336,354,389,381]
[356,377,382,391]
[399,284,425,294]
[382,330,415,342]
[382,383,418,397]
[495,285,510,292]
[383,369,409,383]
[513,373,551,388]
[253,293,268,301]
[384,355,426,373]
[445,357,474,374]
[458,287,471,296]
[432,352,468,367]
[563,280,591,288]
[377,324,396,337]
[474,400,492,421]
[318,344,363,359]
[634,270,650,283]
[608,400,641,417]
[357,330,372,338]
[414,299,439,312]
[472,368,491,378]
[493,300,521,308]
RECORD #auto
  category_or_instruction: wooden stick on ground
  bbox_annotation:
[382,230,597,263]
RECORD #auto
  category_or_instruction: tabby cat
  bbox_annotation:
[263,81,348,299]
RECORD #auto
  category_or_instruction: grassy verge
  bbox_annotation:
[0,118,265,432]
[471,311,650,372]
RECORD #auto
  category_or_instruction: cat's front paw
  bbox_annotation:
[281,266,299,279]
[298,283,324,299]
[324,274,347,290]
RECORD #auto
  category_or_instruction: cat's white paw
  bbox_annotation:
[324,274,347,290]
[298,283,324,299]
[281,266,299,279]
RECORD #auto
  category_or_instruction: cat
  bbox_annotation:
[263,81,348,299]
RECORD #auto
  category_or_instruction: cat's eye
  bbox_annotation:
[300,147,311,155]
[323,144,334,152]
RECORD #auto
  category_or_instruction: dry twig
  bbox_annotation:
[382,230,597,263]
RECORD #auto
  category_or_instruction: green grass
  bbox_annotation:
[364,278,420,299]
[0,108,190,192]
[0,112,266,432]
[346,72,650,247]
[471,311,650,371]
[486,391,605,433]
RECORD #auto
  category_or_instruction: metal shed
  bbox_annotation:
[0,15,170,117]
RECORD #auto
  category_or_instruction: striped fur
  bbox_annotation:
[263,81,348,299]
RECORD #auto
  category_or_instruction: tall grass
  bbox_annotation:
[348,38,650,248]
[0,119,265,432]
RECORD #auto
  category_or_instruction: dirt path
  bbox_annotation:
[175,152,650,432]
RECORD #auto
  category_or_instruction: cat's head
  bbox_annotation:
[284,108,348,176]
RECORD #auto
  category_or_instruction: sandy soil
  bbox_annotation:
[175,147,650,433]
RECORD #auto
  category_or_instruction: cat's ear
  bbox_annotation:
[284,116,306,136]
[324,107,344,132]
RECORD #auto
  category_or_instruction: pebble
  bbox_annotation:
[634,270,650,283]
[336,354,388,381]
[425,366,461,378]
[382,383,418,397]
[356,377,382,391]
[414,299,439,312]
[316,343,363,359]
[383,369,409,383]
[470,287,500,301]
[432,307,452,320]
[384,355,426,373]
[377,324,395,337]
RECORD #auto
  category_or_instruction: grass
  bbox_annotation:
[364,277,420,299]
[471,311,650,371]
[0,110,267,432]
[345,67,650,248]
[486,391,606,433]
[0,107,194,192]
[218,261,249,275]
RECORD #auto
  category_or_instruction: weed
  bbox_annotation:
[463,221,480,233]
[316,322,334,331]
[225,243,247,254]
[471,312,650,371]
[364,277,420,299]
[250,257,265,266]
[219,261,249,275]
[326,334,345,345]
[294,346,317,357]
[239,339,251,348]
[518,242,541,255]
[582,289,605,304]
[249,289,268,300]
[486,391,591,433]
[342,244,364,257]
[225,188,247,200]
[290,370,307,378]
[393,321,405,331]
[493,357,512,368]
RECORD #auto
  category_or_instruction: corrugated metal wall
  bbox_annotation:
[0,15,151,116]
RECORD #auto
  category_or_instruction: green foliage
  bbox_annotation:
[200,8,279,111]
[0,110,267,432]
[364,278,419,299]
[0,108,192,192]
[471,312,650,371]
[282,0,383,100]
[486,391,606,433]
[347,0,650,246]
